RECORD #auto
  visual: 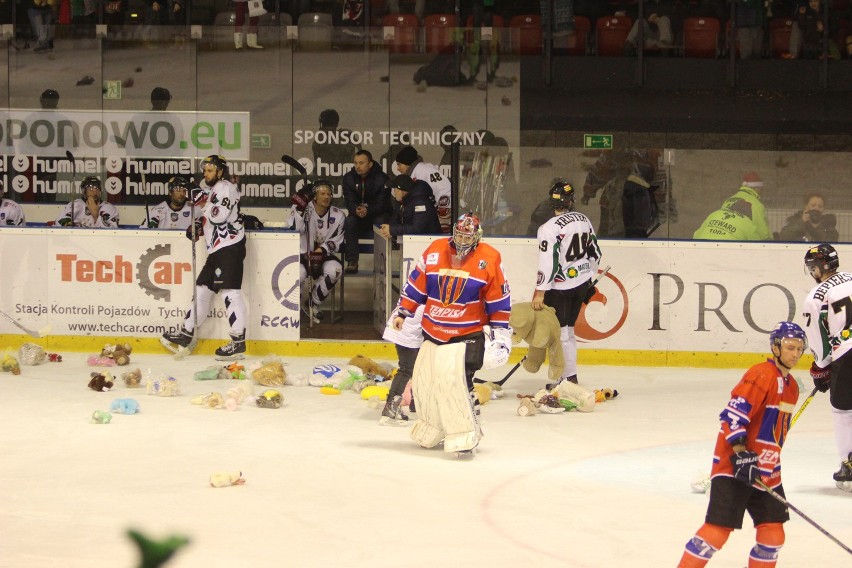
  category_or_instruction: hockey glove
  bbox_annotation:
[481,325,512,370]
[810,362,831,393]
[291,184,315,212]
[185,219,203,242]
[730,450,760,485]
[190,186,208,207]
[582,285,598,304]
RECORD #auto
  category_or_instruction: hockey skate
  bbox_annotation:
[301,299,323,325]
[214,332,246,361]
[160,327,193,354]
[455,447,477,459]
[546,374,578,391]
[379,395,409,427]
[833,452,852,492]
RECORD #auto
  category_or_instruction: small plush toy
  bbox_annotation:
[147,375,179,397]
[595,388,619,403]
[88,371,114,392]
[101,342,133,366]
[90,410,112,424]
[191,392,225,409]
[122,368,143,388]
[2,353,21,375]
[225,362,247,380]
[251,360,286,386]
[193,365,231,381]
[209,471,245,488]
[126,528,190,568]
[47,353,62,362]
[18,343,46,366]
[348,354,392,380]
[509,302,564,382]
[110,398,140,414]
[517,395,538,416]
[256,389,282,409]
[472,383,493,405]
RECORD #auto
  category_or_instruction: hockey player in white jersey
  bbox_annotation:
[802,243,852,491]
[140,176,192,229]
[55,176,119,228]
[532,180,602,388]
[0,180,25,226]
[161,155,248,360]
[286,180,345,324]
[395,145,452,233]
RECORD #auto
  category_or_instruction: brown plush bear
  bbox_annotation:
[348,354,391,379]
[88,371,114,392]
[102,343,133,366]
[508,302,564,382]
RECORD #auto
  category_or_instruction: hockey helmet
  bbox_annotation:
[804,243,839,273]
[80,176,102,200]
[201,155,228,180]
[548,180,575,211]
[168,176,191,193]
[452,212,483,259]
[769,321,807,351]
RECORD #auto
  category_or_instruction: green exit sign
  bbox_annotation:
[251,134,271,149]
[584,134,613,149]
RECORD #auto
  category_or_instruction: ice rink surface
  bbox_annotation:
[1,351,850,568]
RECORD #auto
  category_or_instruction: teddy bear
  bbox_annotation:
[508,302,564,382]
[348,354,392,380]
[88,371,114,392]
[110,398,140,414]
[101,342,132,366]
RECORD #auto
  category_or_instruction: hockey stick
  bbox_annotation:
[791,386,820,427]
[473,266,612,387]
[0,309,52,338]
[281,154,307,178]
[141,168,150,227]
[283,155,319,326]
[65,151,76,226]
[756,479,852,555]
[175,191,200,360]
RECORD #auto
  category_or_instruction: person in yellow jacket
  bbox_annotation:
[693,173,771,241]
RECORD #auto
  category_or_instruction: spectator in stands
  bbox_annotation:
[777,192,839,242]
[622,0,675,56]
[622,162,660,238]
[734,0,770,59]
[150,86,171,111]
[312,108,360,175]
[39,88,59,109]
[142,0,169,43]
[387,0,424,22]
[233,0,264,50]
[378,174,442,241]
[342,150,391,274]
[0,180,26,226]
[395,145,452,233]
[788,0,826,59]
[693,172,771,241]
[27,0,56,54]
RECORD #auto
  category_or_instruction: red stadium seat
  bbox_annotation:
[683,16,720,58]
[423,14,457,54]
[382,13,419,54]
[769,18,794,58]
[596,15,633,57]
[509,14,542,55]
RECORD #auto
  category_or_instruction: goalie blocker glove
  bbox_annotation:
[810,362,831,393]
[482,325,512,370]
[290,184,315,212]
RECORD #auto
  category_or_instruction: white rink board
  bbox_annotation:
[400,237,845,354]
[0,228,301,341]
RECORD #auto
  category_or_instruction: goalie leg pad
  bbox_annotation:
[410,342,445,448]
[427,342,480,453]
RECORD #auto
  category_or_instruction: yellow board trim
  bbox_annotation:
[0,334,813,371]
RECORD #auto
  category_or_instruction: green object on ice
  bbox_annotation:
[127,529,190,568]
[558,398,578,411]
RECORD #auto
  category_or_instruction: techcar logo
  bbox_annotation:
[575,269,628,342]
[55,245,191,301]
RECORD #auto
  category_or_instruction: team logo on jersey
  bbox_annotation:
[437,268,468,306]
[567,267,579,279]
[170,212,179,222]
[478,260,487,269]
[425,252,439,265]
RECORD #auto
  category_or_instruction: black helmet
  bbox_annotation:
[80,176,102,200]
[548,180,575,211]
[200,155,228,180]
[804,243,839,272]
[168,176,191,192]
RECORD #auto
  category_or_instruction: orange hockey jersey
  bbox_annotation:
[710,359,799,490]
[399,238,511,344]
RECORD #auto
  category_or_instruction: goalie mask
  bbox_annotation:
[80,176,102,202]
[548,180,575,211]
[452,213,483,260]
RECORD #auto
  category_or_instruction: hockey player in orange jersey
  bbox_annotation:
[677,321,806,568]
[394,212,511,458]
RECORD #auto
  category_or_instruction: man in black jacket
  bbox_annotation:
[342,150,390,273]
[378,174,442,240]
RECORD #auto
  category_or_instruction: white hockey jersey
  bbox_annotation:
[286,202,345,256]
[141,200,193,229]
[535,211,602,291]
[56,199,120,228]
[0,198,25,226]
[409,161,452,231]
[802,270,852,367]
[199,179,244,254]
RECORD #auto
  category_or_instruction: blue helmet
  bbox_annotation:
[769,321,807,350]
